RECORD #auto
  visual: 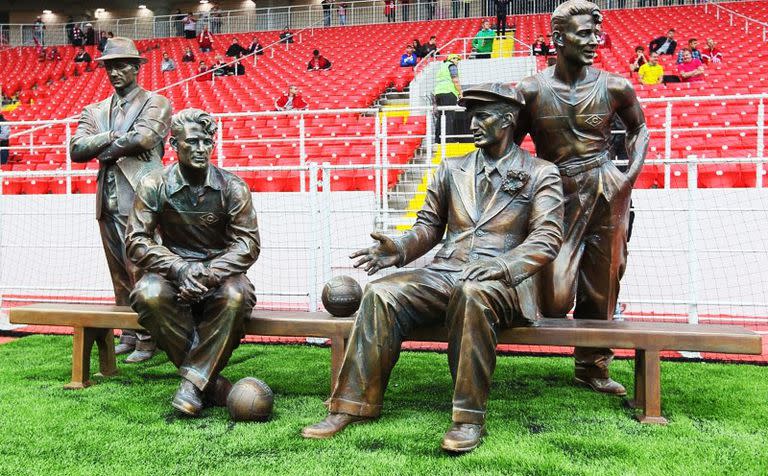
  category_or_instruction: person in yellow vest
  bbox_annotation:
[433,54,463,144]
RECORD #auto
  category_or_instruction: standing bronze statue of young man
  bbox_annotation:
[302,83,564,453]
[70,37,172,363]
[514,0,649,395]
[126,109,260,417]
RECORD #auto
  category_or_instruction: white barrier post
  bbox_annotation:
[217,118,224,168]
[299,114,307,193]
[686,156,699,325]
[425,106,433,162]
[758,98,765,188]
[65,123,72,194]
[664,102,672,188]
[381,116,389,225]
[321,162,332,286]
[308,161,319,312]
[440,109,446,162]
[374,111,382,214]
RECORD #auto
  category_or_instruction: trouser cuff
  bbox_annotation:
[135,339,156,351]
[575,366,610,379]
[327,397,381,418]
[452,407,486,425]
[179,367,210,392]
[118,332,137,345]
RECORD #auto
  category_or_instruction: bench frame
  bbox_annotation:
[9,303,763,426]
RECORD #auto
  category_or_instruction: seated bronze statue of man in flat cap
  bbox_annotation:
[126,108,261,417]
[302,83,565,453]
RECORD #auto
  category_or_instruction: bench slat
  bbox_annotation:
[9,303,762,354]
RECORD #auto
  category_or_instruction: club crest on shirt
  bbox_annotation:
[201,213,219,225]
[585,114,603,127]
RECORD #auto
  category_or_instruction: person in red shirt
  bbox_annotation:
[629,45,647,74]
[275,85,309,111]
[307,49,332,71]
[195,61,212,81]
[198,26,214,52]
[701,38,723,65]
[531,35,549,56]
[677,48,705,82]
[48,46,62,61]
[596,23,611,49]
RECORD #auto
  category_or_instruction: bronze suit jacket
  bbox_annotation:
[394,146,564,321]
[70,87,171,219]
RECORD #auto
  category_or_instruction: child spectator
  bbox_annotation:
[308,49,332,70]
[629,45,647,73]
[275,85,309,111]
[400,45,418,67]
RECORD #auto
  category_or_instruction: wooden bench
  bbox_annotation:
[9,303,762,425]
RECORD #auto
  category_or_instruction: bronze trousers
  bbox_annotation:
[98,213,152,345]
[538,162,631,379]
[129,272,256,390]
[328,268,523,425]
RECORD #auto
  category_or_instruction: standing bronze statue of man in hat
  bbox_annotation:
[514,0,649,395]
[302,83,564,454]
[127,108,260,417]
[70,37,172,363]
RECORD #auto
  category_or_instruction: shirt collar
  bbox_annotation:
[476,145,519,178]
[113,86,142,109]
[167,162,223,196]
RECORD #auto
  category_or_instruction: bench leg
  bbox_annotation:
[64,327,94,390]
[64,327,118,390]
[94,328,118,378]
[632,349,667,425]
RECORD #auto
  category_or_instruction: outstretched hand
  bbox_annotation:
[350,232,401,276]
[460,259,505,282]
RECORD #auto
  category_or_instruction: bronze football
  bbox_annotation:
[322,275,363,317]
[226,377,274,422]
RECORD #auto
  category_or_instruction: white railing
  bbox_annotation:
[0,0,714,47]
[704,0,768,42]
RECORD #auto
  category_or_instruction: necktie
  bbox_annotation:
[478,165,495,209]
[113,99,126,131]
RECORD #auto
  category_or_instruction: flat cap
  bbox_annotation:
[458,82,525,108]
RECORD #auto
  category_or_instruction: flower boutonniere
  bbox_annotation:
[501,169,529,195]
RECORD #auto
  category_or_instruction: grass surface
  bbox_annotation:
[0,335,766,476]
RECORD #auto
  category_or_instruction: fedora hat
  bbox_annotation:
[96,37,147,63]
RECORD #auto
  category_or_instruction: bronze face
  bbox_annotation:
[468,103,514,149]
[556,14,599,66]
[104,60,139,91]
[172,122,214,171]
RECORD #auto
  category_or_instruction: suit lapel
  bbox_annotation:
[115,89,151,134]
[450,152,479,223]
[476,147,532,228]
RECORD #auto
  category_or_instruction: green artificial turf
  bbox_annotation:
[0,335,766,476]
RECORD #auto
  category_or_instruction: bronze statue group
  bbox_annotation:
[70,0,646,455]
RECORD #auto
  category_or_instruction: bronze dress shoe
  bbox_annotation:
[114,342,135,355]
[574,376,627,396]
[172,379,204,417]
[441,423,487,454]
[203,375,233,407]
[124,340,156,363]
[301,413,370,439]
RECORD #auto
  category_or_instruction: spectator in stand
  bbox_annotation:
[385,0,396,23]
[210,3,222,33]
[413,39,424,57]
[308,49,332,70]
[677,48,705,82]
[198,26,214,52]
[547,34,556,55]
[322,0,332,27]
[596,23,611,49]
[638,52,664,85]
[532,35,549,56]
[472,19,495,59]
[422,36,438,58]
[71,25,84,47]
[629,45,647,74]
[33,17,45,45]
[650,29,677,55]
[84,24,96,46]
[213,56,230,76]
[48,46,62,61]
[74,47,92,64]
[231,54,246,76]
[37,47,47,62]
[280,28,294,44]
[677,38,701,64]
[183,12,197,40]
[0,114,9,166]
[247,37,264,55]
[400,44,418,67]
[95,31,107,53]
[495,0,510,38]
[174,9,185,37]
[338,3,348,25]
[182,47,196,62]
[275,85,309,111]
[401,0,410,22]
[161,52,177,72]
[701,38,723,65]
[432,53,462,143]
[196,61,212,81]
[226,38,247,57]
